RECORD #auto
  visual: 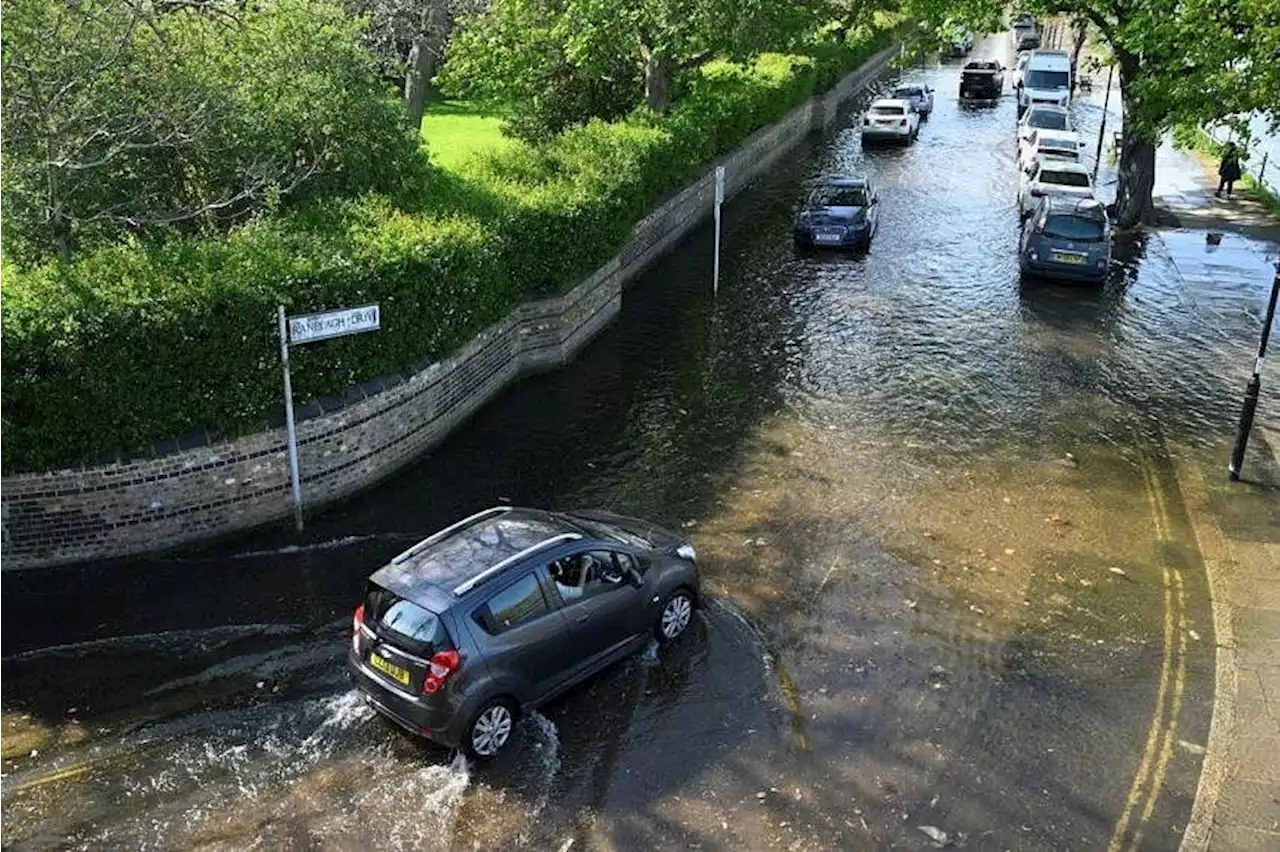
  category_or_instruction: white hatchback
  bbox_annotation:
[861,99,919,144]
[1018,160,1095,217]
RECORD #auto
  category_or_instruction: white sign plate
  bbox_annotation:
[715,166,725,205]
[288,304,380,345]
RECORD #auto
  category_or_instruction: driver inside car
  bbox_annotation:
[551,556,585,600]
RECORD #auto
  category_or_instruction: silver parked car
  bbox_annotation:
[1019,196,1112,282]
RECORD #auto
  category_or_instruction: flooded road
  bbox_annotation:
[5,36,1278,850]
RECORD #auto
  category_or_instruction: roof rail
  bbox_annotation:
[453,533,581,596]
[390,506,514,566]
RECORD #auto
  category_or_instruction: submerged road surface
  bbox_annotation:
[5,37,1278,851]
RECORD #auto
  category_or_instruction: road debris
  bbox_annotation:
[917,824,951,847]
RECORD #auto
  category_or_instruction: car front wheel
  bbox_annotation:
[655,589,695,643]
[465,698,517,760]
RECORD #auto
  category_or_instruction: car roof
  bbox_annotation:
[894,85,924,93]
[871,98,911,108]
[369,506,581,607]
[815,175,869,187]
[1044,196,1107,216]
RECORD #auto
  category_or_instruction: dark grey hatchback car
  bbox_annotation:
[349,506,700,758]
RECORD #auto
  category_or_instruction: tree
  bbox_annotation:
[440,0,813,140]
[906,0,1277,227]
[1,0,415,260]
[347,0,488,131]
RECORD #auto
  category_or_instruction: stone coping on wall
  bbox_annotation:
[0,41,903,570]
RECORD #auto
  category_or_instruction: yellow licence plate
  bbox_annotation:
[369,652,410,685]
[1051,252,1086,264]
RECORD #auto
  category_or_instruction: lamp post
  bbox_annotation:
[1092,64,1114,183]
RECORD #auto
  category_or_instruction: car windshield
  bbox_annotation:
[1029,110,1069,130]
[870,105,904,116]
[1025,69,1070,90]
[559,514,651,548]
[1040,170,1091,187]
[810,186,869,207]
[1043,213,1106,241]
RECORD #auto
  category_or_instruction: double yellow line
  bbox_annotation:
[1108,456,1190,852]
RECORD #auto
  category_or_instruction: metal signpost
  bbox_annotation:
[713,165,725,296]
[277,303,381,530]
[1228,266,1279,481]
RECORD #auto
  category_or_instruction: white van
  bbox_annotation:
[1017,50,1072,114]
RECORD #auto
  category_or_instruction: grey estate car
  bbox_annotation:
[1019,196,1111,282]
[348,505,700,758]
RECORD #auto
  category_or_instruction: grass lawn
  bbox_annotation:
[420,100,517,172]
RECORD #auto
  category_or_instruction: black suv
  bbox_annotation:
[348,506,701,758]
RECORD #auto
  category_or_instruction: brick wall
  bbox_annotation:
[0,43,900,570]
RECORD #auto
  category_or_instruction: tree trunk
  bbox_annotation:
[642,47,673,112]
[1113,85,1157,228]
[404,36,433,131]
[1070,23,1088,83]
[403,1,451,131]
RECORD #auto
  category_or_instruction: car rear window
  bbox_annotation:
[1029,110,1069,130]
[1043,214,1106,241]
[871,105,904,116]
[1040,170,1091,187]
[365,583,450,655]
[895,88,922,97]
[1039,148,1079,161]
[474,573,550,634]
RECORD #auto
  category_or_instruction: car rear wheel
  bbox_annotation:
[465,698,516,760]
[655,589,695,643]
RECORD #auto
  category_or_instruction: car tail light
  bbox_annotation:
[1029,250,1039,261]
[1096,259,1107,269]
[899,119,907,127]
[352,604,365,654]
[423,649,461,694]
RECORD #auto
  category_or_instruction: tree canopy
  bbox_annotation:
[1,0,416,260]
[440,0,820,140]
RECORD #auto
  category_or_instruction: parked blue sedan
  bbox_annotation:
[793,176,880,251]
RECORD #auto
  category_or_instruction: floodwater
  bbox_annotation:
[4,36,1278,851]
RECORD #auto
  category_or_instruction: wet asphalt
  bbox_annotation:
[4,36,1279,851]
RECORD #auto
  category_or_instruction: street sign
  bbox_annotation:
[715,166,725,206]
[277,302,382,531]
[288,304,380,345]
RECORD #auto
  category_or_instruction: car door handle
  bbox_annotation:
[575,614,590,624]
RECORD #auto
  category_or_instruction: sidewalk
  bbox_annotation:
[1153,141,1280,243]
[1156,140,1280,851]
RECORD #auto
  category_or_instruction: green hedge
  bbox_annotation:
[1,21,899,472]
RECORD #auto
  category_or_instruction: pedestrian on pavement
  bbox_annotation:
[1216,142,1243,197]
